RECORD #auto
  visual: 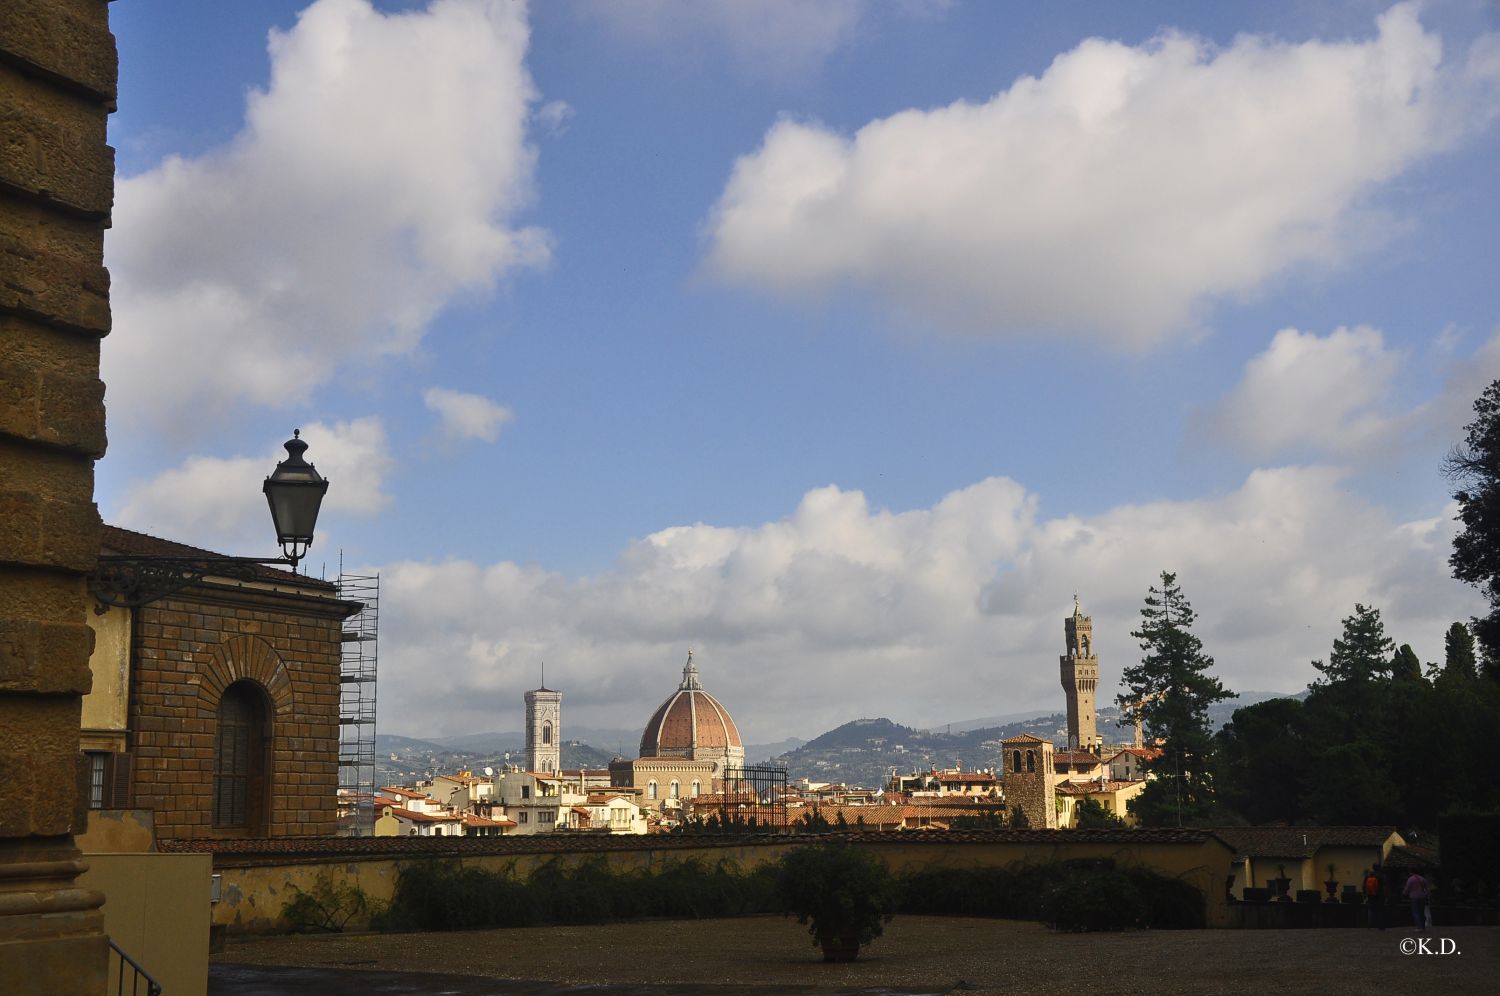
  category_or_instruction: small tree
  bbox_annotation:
[1073,797,1126,829]
[1117,572,1231,827]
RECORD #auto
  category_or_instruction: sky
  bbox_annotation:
[100,0,1500,743]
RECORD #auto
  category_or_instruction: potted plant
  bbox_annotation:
[1273,864,1293,901]
[1324,863,1339,901]
[775,840,901,962]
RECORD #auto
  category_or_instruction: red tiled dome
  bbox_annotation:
[639,652,743,759]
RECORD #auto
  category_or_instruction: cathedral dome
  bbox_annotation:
[639,651,744,771]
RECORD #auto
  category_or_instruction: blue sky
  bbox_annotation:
[100,0,1499,741]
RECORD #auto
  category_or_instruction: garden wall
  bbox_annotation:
[163,828,1237,932]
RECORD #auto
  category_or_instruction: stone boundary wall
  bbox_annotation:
[173,829,1236,932]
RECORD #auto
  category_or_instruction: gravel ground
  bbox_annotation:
[214,916,1498,995]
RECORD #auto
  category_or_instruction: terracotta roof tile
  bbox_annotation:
[100,523,336,589]
[1211,826,1401,860]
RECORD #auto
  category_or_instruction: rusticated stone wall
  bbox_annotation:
[0,0,115,991]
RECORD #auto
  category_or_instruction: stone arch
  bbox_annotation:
[199,635,293,717]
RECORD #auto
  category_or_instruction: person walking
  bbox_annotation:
[1364,866,1385,929]
[1402,871,1431,932]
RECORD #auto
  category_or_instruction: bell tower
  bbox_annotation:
[524,667,561,773]
[1059,595,1100,751]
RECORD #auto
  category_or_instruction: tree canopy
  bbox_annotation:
[1447,378,1500,669]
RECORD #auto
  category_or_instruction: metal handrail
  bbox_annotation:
[108,938,163,996]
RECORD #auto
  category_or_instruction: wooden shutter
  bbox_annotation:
[105,752,134,809]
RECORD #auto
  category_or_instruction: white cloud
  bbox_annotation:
[1203,326,1407,459]
[105,0,549,435]
[589,0,867,80]
[1201,323,1500,464]
[705,4,1500,346]
[534,99,575,137]
[423,387,514,442]
[374,468,1482,741]
[115,417,393,556]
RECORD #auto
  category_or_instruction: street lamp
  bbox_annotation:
[263,430,329,569]
[90,430,332,609]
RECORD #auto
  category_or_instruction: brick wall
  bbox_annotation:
[128,583,350,838]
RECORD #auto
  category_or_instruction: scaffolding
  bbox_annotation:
[337,569,379,836]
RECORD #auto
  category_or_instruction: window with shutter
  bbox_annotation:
[214,681,270,831]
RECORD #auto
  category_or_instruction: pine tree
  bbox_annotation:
[1312,604,1394,686]
[1447,378,1500,667]
[1117,572,1231,826]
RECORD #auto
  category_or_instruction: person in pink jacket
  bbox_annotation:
[1401,871,1432,931]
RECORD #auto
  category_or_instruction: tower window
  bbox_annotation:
[1026,751,1036,773]
[648,780,658,800]
[542,721,552,745]
[670,780,680,799]
[1012,750,1022,774]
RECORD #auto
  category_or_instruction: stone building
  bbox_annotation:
[610,651,745,816]
[82,525,360,839]
[0,1,116,989]
[1001,733,1058,829]
[525,682,561,774]
[1059,596,1101,751]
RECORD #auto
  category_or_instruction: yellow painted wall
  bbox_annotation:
[82,605,131,733]
[80,852,213,996]
[211,834,1236,932]
[76,810,156,854]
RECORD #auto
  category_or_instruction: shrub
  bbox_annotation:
[1038,866,1147,931]
[774,841,902,957]
[378,855,780,933]
[1242,887,1273,903]
[281,873,384,933]
[1295,889,1323,903]
[899,861,1204,930]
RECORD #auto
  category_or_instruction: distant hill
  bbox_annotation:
[376,733,620,787]
[374,733,445,753]
[430,727,642,757]
[801,717,915,751]
[745,737,805,763]
[771,689,1306,786]
[429,731,524,754]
